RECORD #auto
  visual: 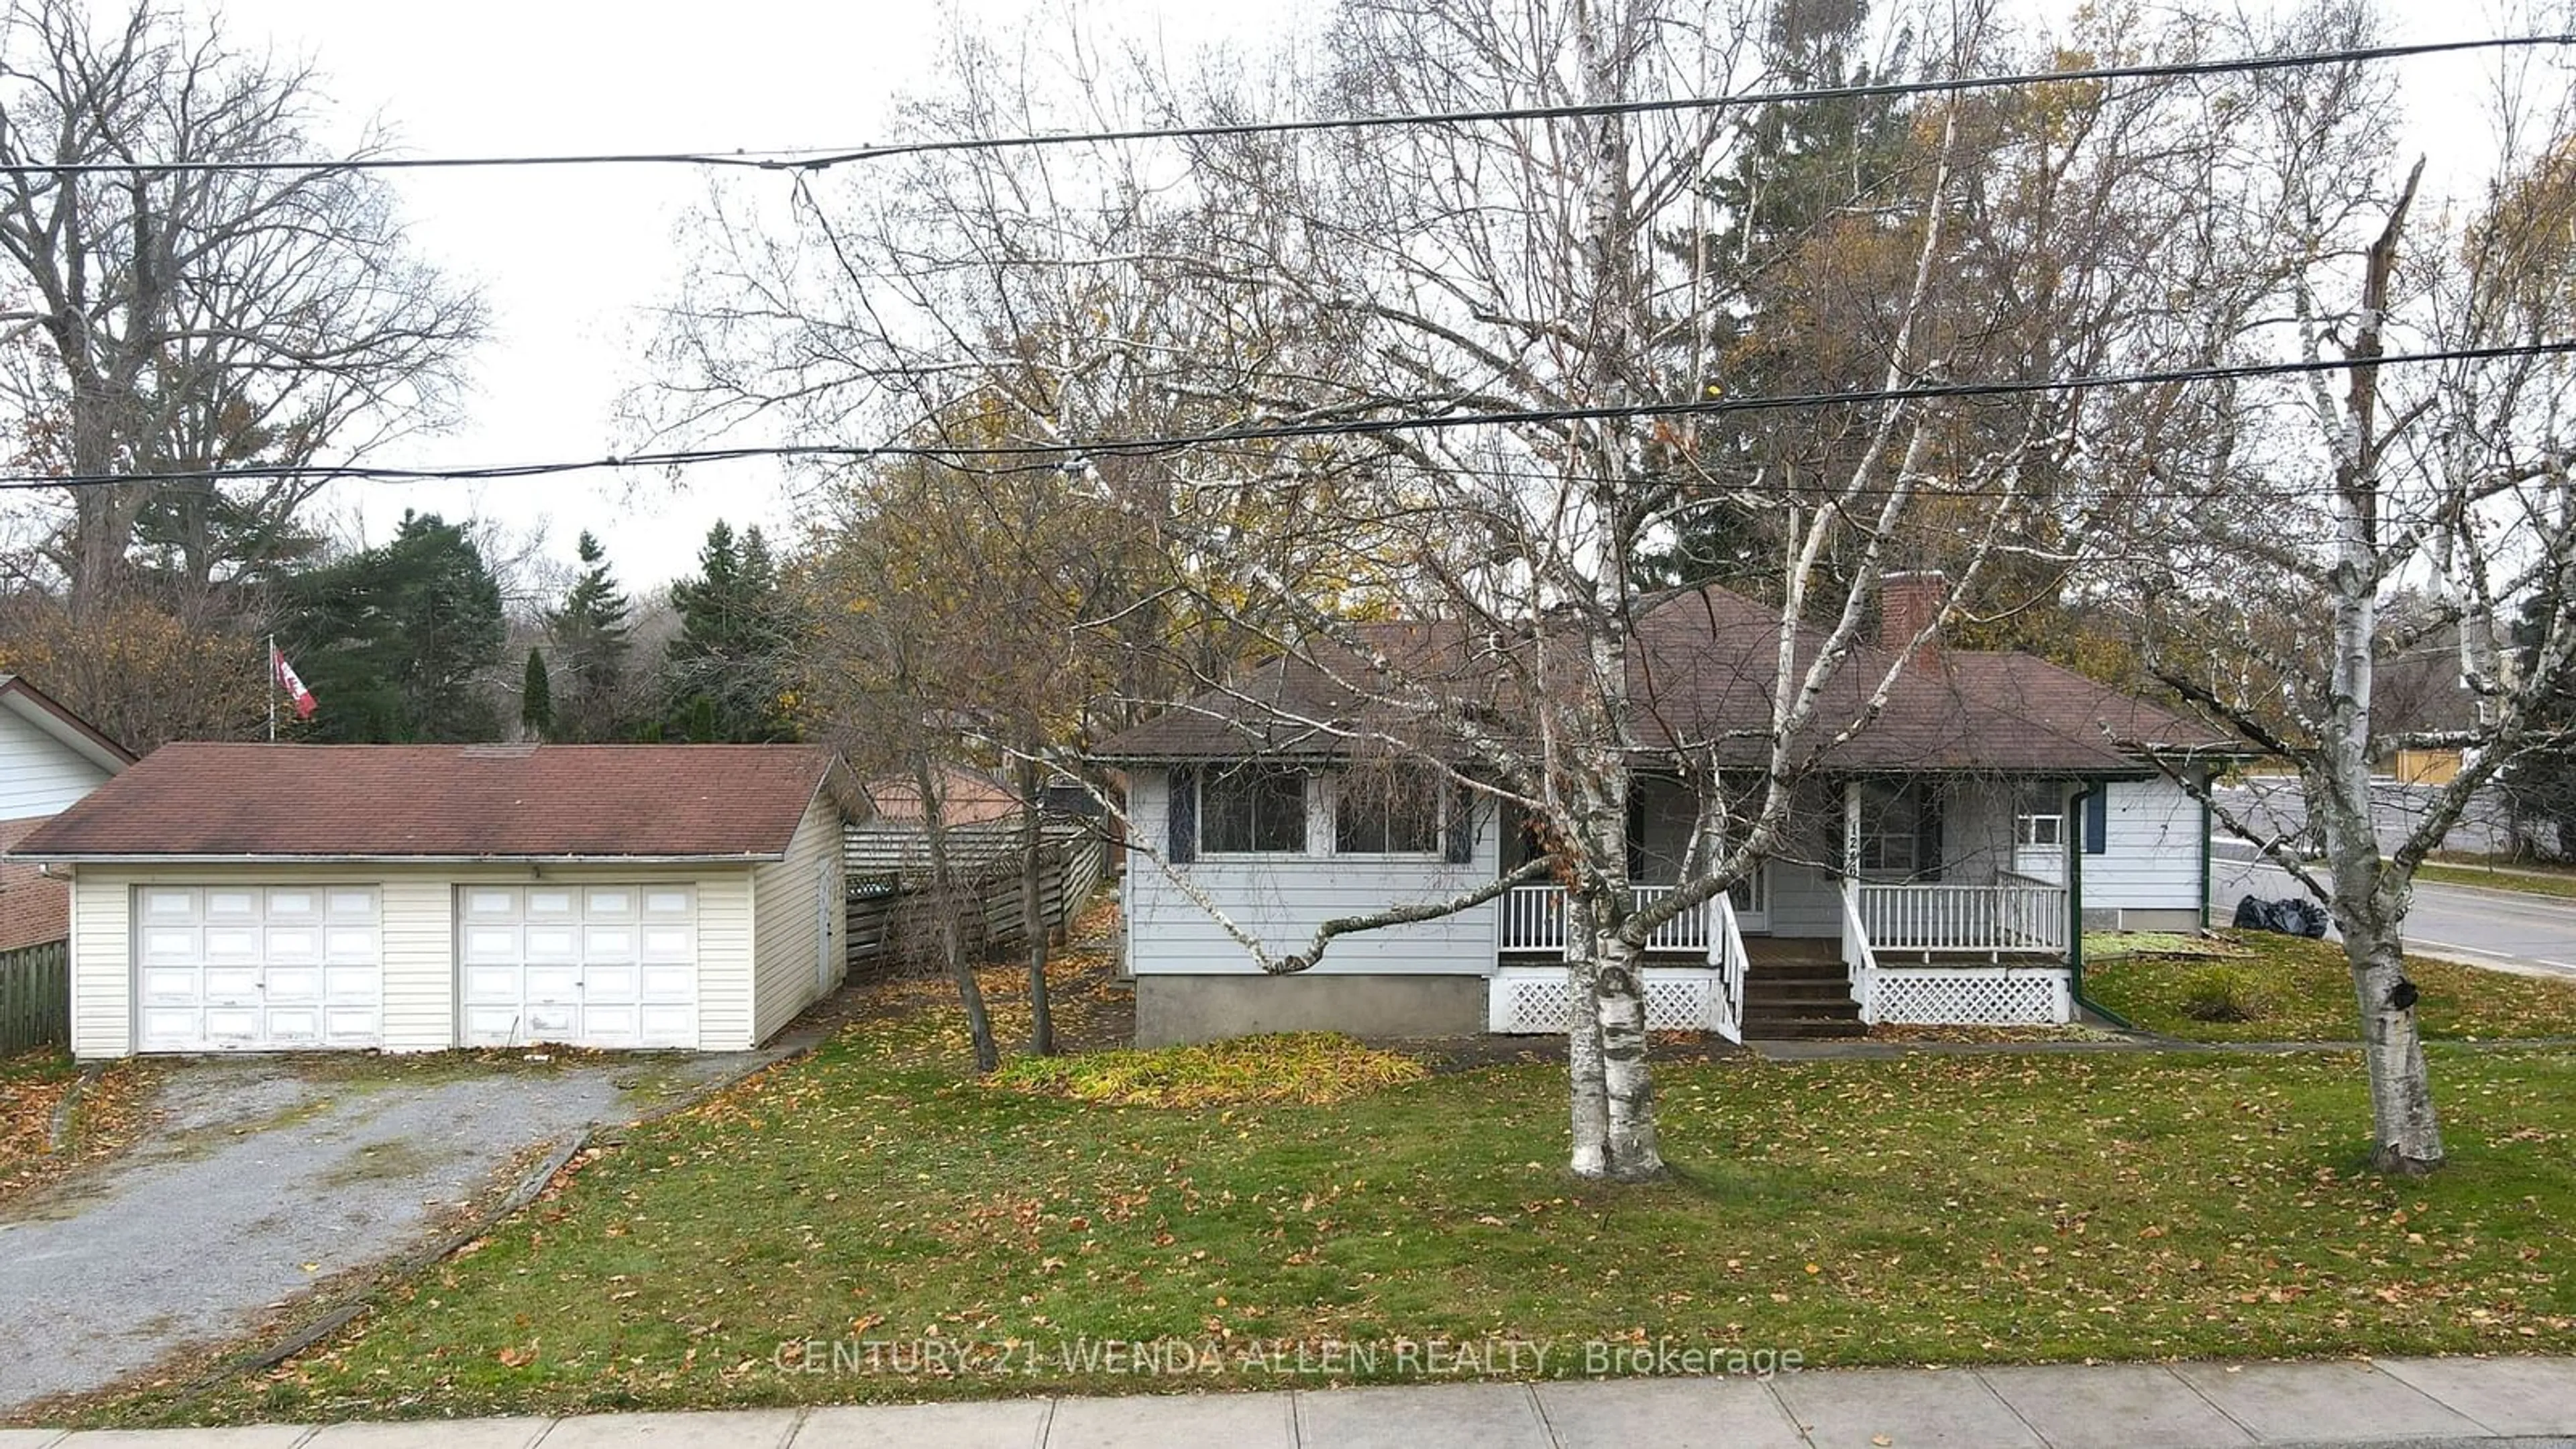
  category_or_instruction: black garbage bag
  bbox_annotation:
[2233,895,2329,938]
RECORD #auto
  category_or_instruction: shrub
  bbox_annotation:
[2180,965,2273,1023]
[989,1032,1430,1108]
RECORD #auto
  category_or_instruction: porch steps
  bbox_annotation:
[1739,952,1868,1040]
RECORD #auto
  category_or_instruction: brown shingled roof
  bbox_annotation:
[7,743,857,861]
[1093,582,2234,774]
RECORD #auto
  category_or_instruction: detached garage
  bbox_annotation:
[6,743,863,1059]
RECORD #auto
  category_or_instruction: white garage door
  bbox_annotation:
[458,884,698,1049]
[133,885,383,1052]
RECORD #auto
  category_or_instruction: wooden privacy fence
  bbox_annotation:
[0,937,70,1054]
[845,822,1107,974]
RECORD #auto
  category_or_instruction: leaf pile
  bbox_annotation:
[989,1032,1430,1107]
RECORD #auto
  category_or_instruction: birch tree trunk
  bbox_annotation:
[1565,892,1612,1179]
[2323,162,2443,1172]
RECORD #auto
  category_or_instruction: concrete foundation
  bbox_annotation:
[2082,906,2204,933]
[1133,973,1487,1046]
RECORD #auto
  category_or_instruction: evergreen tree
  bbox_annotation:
[281,511,506,742]
[661,520,799,742]
[547,530,633,741]
[1644,0,1915,594]
[521,647,553,740]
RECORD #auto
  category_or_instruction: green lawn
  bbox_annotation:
[103,987,2576,1428]
[2085,930,2576,1043]
[2417,861,2576,901]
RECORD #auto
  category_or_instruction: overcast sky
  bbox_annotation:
[204,0,2508,594]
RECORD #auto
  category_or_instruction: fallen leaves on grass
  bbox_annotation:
[0,1051,153,1204]
[2088,931,2576,1042]
[988,1032,1430,1107]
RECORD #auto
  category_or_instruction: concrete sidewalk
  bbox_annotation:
[6,1358,2575,1448]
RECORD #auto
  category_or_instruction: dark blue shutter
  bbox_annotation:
[1444,784,1477,864]
[1168,766,1198,863]
[2083,788,2108,855]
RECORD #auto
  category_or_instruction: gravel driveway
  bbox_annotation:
[0,1049,779,1417]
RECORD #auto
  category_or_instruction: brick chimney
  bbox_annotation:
[1878,570,1947,666]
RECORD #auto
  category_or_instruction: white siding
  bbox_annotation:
[68,861,762,1059]
[749,793,845,1043]
[1125,768,1501,976]
[690,871,757,1050]
[2084,776,2206,913]
[0,707,113,821]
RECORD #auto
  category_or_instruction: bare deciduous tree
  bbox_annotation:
[0,0,483,612]
[2104,1,2576,1174]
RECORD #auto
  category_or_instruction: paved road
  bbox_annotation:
[0,1052,771,1417]
[2210,843,2576,979]
[1,1356,2570,1448]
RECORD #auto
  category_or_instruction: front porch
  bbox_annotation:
[1487,774,2081,1038]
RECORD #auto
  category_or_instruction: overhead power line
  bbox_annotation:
[1,34,2567,178]
[3,339,2568,492]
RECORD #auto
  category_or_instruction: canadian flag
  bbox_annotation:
[272,645,317,720]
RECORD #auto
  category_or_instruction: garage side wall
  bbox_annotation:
[749,795,845,1044]
[68,868,127,1058]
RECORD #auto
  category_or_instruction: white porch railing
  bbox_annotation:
[1711,888,1747,1044]
[1497,883,1713,956]
[1853,879,2068,957]
[1838,877,1882,1023]
[1487,885,1745,1040]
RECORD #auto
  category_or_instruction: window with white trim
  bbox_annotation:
[1201,766,1309,854]
[1856,782,1938,876]
[2015,783,2065,847]
[1333,767,1442,855]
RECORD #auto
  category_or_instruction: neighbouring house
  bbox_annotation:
[861,761,1028,827]
[1092,578,2239,1046]
[7,743,862,1057]
[0,676,137,953]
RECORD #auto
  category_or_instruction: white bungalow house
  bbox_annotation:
[9,743,863,1057]
[1093,581,2236,1046]
[0,676,136,952]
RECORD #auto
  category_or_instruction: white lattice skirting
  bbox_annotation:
[1869,968,2072,1025]
[1488,967,1726,1034]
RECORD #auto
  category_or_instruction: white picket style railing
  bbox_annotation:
[1853,880,2067,956]
[1496,883,1714,956]
[1838,877,1882,1021]
[1711,889,1748,1044]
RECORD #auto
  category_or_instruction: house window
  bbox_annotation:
[1334,767,1442,855]
[1201,766,1309,854]
[2015,784,2065,847]
[1856,782,1939,877]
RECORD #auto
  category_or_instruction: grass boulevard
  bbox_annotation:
[30,911,2576,1429]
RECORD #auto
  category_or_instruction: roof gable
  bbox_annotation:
[9,743,857,861]
[0,676,138,777]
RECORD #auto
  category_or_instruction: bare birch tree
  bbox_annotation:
[2104,1,2576,1173]
[659,0,2249,1179]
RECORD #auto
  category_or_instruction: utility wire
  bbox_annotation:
[3,339,2567,491]
[1,34,2565,178]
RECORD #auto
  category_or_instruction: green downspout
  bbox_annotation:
[2197,773,2214,931]
[2068,780,2133,1030]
